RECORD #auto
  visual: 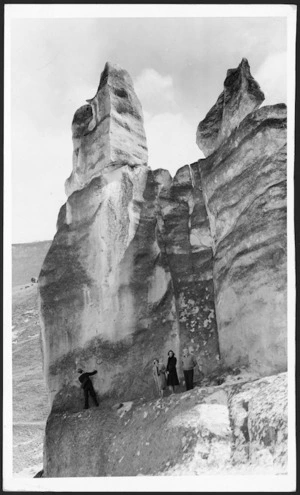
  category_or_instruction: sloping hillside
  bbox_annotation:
[12,284,49,476]
[12,241,51,287]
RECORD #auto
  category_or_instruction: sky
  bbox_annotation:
[9,15,287,243]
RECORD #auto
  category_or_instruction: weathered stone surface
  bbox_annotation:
[39,59,288,478]
[228,372,287,470]
[39,66,179,411]
[43,371,287,477]
[196,58,265,157]
[196,103,287,375]
[65,62,148,197]
[40,165,181,411]
[153,165,220,376]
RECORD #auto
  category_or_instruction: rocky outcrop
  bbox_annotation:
[196,58,265,157]
[43,371,287,477]
[39,64,180,412]
[196,102,287,375]
[228,372,287,469]
[39,58,287,478]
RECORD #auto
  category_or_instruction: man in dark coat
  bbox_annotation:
[77,368,99,409]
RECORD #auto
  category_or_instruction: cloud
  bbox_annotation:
[134,68,203,176]
[134,68,177,115]
[254,52,287,106]
[144,112,203,176]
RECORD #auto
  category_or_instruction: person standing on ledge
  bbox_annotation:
[181,348,198,391]
[166,350,179,394]
[152,358,167,399]
[77,368,99,409]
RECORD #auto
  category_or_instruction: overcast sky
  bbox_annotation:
[9,16,287,243]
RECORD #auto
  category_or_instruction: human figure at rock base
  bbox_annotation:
[166,350,179,394]
[152,358,167,399]
[77,368,99,409]
[181,348,198,391]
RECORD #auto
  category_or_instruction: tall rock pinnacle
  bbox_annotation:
[196,58,265,156]
[39,62,180,413]
[65,62,148,197]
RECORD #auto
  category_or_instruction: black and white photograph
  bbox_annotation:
[3,4,297,492]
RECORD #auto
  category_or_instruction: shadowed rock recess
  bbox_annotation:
[39,59,287,476]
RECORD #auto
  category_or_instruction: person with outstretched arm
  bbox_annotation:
[77,368,99,409]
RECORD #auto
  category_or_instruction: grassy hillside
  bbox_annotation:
[12,241,51,287]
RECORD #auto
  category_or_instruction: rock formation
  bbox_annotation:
[196,58,265,156]
[65,62,148,196]
[153,165,220,375]
[39,58,287,476]
[195,60,286,375]
[39,63,181,412]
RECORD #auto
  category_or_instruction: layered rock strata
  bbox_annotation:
[195,61,287,375]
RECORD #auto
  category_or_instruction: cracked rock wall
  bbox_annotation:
[153,165,220,375]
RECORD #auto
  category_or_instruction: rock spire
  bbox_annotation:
[196,58,265,156]
[65,62,148,196]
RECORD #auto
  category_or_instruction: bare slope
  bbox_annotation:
[12,284,49,476]
[44,370,287,477]
[12,241,51,287]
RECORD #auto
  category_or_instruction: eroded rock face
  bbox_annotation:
[39,57,286,425]
[196,58,265,157]
[153,165,220,375]
[39,65,179,411]
[40,165,181,411]
[197,103,287,375]
[65,62,148,197]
